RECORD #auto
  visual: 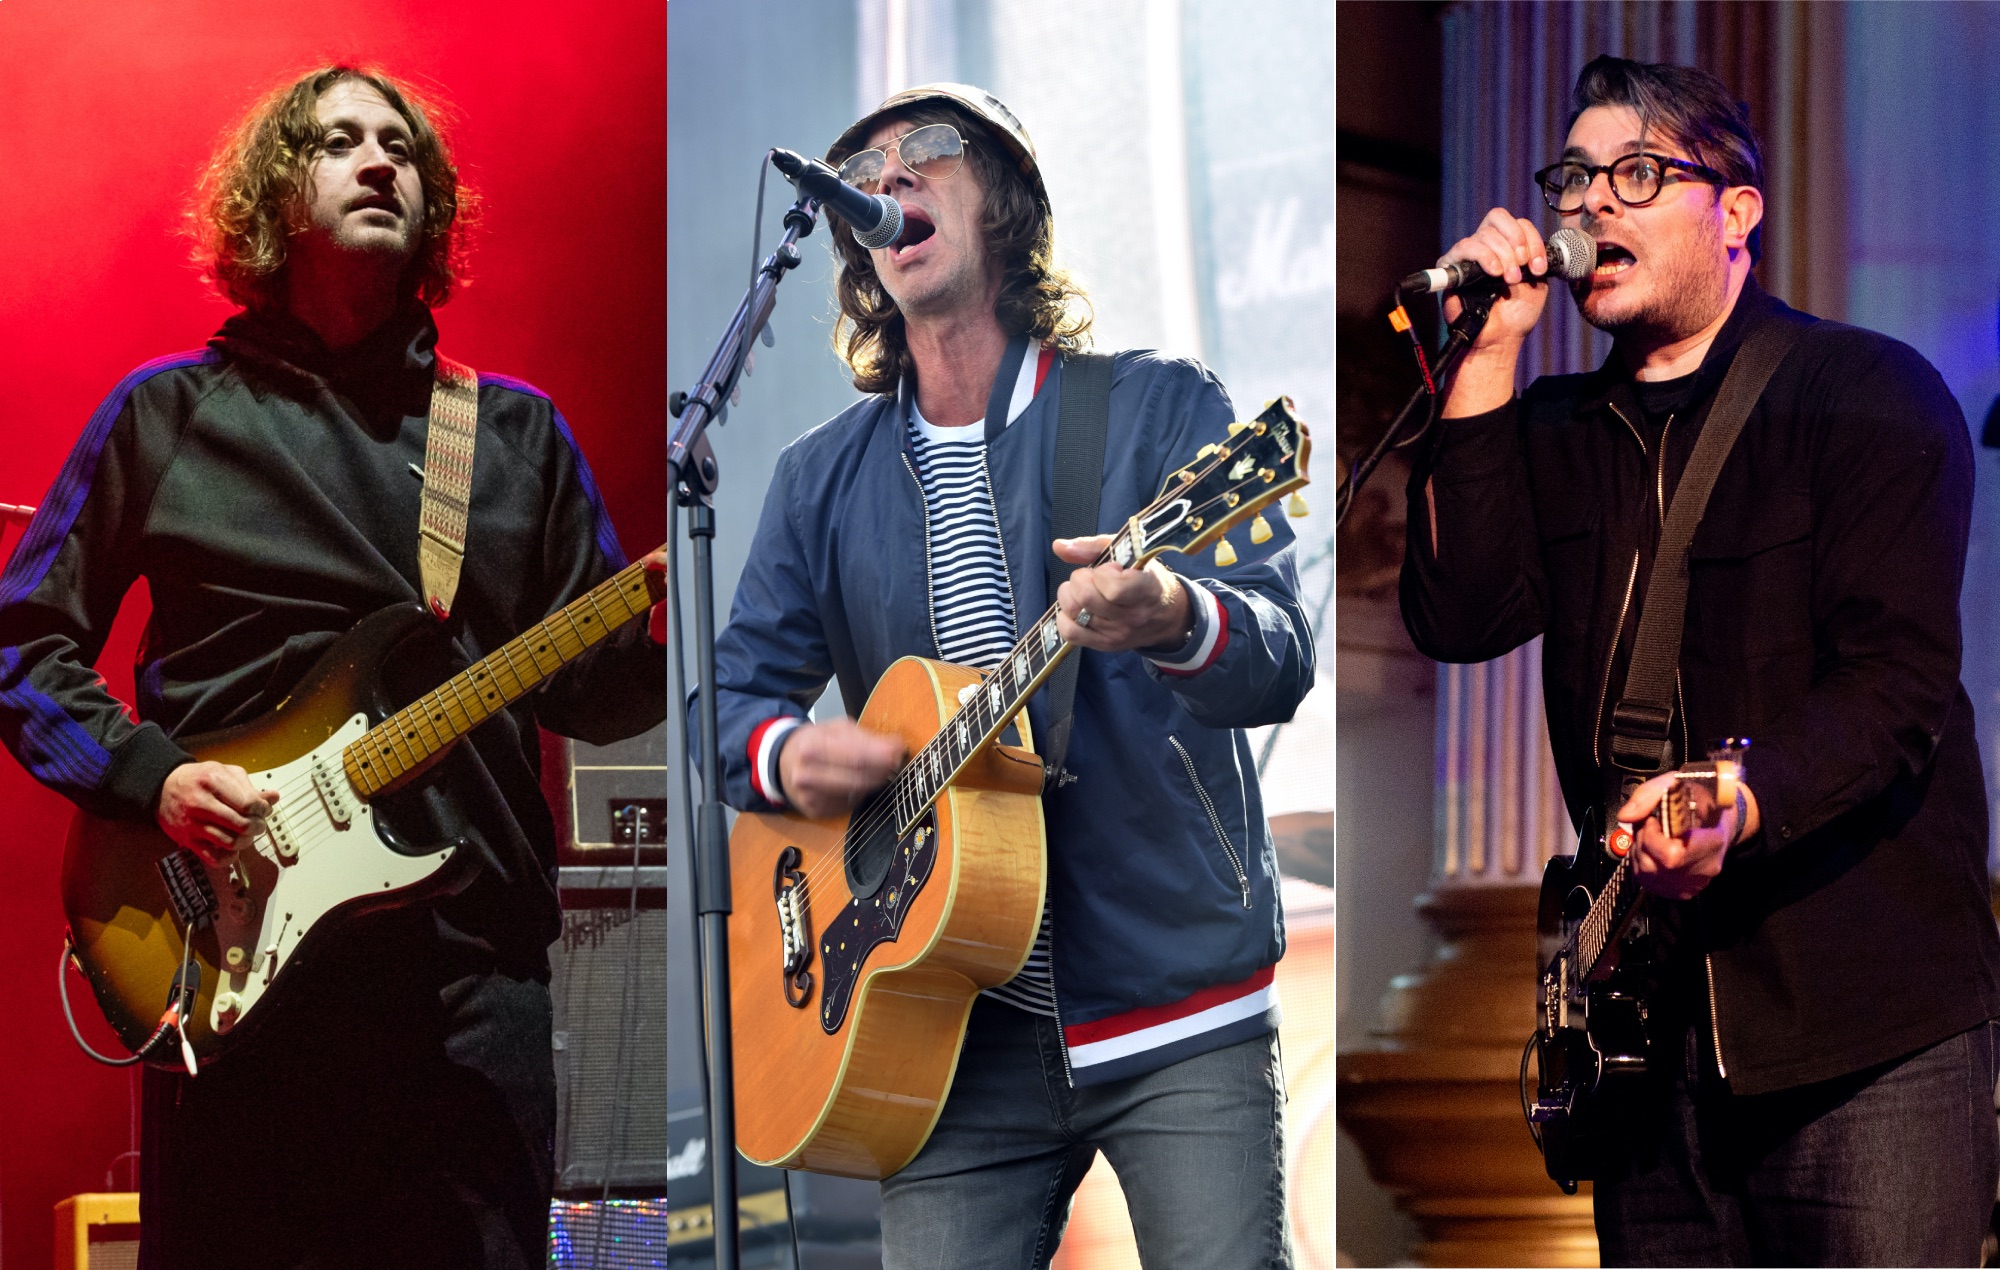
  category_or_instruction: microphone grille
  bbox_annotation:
[853,196,903,251]
[1546,228,1597,283]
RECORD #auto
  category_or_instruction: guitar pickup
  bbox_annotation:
[310,756,353,828]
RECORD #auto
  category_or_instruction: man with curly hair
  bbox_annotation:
[706,85,1314,1268]
[0,66,665,1267]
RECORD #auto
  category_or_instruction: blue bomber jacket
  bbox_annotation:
[705,342,1316,1085]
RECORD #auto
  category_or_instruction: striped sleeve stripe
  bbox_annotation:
[1064,966,1278,1071]
[1147,581,1227,676]
[748,715,803,807]
[0,648,112,791]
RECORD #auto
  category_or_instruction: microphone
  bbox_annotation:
[770,149,904,251]
[1402,227,1597,296]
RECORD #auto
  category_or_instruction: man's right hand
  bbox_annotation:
[1438,207,1556,419]
[157,762,280,864]
[776,720,906,820]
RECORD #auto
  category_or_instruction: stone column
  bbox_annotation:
[1338,642,1595,1268]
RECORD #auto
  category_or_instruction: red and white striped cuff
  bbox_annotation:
[748,715,804,807]
[1145,580,1227,677]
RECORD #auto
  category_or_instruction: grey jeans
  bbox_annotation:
[879,996,1294,1269]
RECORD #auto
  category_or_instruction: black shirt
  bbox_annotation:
[0,306,666,971]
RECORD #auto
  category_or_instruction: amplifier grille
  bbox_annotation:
[552,893,667,1192]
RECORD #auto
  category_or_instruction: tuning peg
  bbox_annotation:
[1214,537,1238,567]
[1286,491,1308,518]
[1249,514,1273,545]
[1228,421,1250,435]
[1197,444,1219,459]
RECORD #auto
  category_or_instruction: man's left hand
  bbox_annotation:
[1616,771,1760,901]
[1053,534,1193,653]
[643,549,669,645]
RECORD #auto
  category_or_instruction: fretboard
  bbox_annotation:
[883,531,1141,835]
[342,553,660,799]
[1574,854,1635,976]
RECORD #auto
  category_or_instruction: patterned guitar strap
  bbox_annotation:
[418,354,480,621]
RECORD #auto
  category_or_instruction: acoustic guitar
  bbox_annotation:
[727,397,1312,1179]
[61,553,666,1067]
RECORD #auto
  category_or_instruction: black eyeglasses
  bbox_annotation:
[1533,152,1729,212]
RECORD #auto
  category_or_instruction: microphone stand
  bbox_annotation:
[1335,286,1500,529]
[669,184,821,1270]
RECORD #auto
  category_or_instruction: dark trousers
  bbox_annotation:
[1594,1018,2000,1267]
[139,914,556,1270]
[878,996,1293,1269]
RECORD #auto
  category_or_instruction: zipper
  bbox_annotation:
[1712,952,1728,1072]
[1167,734,1250,908]
[900,448,947,659]
[1591,405,1679,771]
[1047,907,1076,1088]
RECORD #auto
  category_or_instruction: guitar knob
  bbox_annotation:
[1286,491,1309,518]
[1214,538,1238,567]
[224,945,248,971]
[1249,514,1273,545]
[213,991,242,1030]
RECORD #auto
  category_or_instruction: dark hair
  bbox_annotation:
[825,101,1091,394]
[191,65,475,310]
[1570,55,1763,261]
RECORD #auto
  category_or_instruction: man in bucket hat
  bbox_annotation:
[705,84,1315,1267]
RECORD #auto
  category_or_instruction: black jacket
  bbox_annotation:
[0,307,665,971]
[1401,278,2000,1094]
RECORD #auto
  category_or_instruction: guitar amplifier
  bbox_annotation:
[54,1193,138,1270]
[546,724,671,1195]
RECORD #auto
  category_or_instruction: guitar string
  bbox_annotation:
[789,467,1282,899]
[793,467,1284,898]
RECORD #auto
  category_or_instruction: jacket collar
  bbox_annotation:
[210,304,439,418]
[1575,274,1791,419]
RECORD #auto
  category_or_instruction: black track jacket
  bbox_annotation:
[0,307,665,970]
[1402,277,2000,1095]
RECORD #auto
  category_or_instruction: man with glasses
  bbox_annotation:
[1402,54,2000,1265]
[705,84,1313,1267]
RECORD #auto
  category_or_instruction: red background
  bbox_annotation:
[0,2,665,1263]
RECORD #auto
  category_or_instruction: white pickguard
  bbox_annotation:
[201,714,454,1036]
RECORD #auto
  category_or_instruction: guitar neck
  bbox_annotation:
[341,551,662,799]
[881,525,1154,834]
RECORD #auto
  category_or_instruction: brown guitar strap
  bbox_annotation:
[418,355,480,621]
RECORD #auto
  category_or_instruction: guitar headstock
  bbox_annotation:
[1112,396,1312,569]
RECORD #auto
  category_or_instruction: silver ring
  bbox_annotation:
[1075,607,1094,629]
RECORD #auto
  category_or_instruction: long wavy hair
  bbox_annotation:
[826,102,1092,394]
[190,65,474,310]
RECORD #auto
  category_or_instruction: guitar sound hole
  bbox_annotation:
[844,788,899,900]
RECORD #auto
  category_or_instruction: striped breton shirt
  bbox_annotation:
[906,398,1060,1017]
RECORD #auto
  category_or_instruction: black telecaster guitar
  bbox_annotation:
[1526,744,1743,1192]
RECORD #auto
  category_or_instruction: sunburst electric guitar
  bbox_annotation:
[61,554,667,1068]
[726,397,1312,1179]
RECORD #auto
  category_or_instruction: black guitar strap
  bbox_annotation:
[1042,352,1113,793]
[1607,314,1812,784]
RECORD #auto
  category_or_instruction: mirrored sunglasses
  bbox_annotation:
[837,123,967,194]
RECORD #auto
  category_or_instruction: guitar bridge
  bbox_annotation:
[157,850,219,931]
[773,846,814,1009]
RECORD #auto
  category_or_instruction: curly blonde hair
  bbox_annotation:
[826,102,1092,394]
[190,66,474,310]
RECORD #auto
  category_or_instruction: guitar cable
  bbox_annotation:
[1518,1031,1543,1154]
[58,923,199,1074]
